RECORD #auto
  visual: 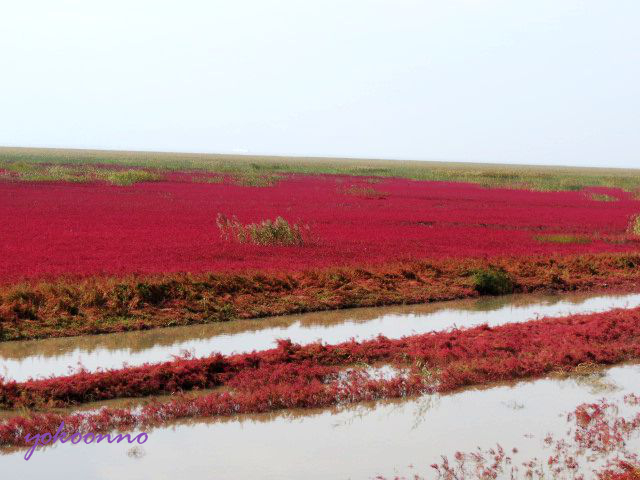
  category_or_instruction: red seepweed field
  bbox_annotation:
[1,172,639,281]
[2,152,640,478]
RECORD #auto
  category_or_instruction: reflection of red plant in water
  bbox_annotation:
[600,463,640,480]
[380,396,640,480]
[4,305,640,409]
[5,305,640,411]
[0,366,426,448]
[4,307,640,450]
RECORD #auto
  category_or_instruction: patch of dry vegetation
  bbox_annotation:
[534,234,592,244]
[2,253,640,341]
[631,215,640,236]
[216,214,307,246]
[0,162,161,185]
[342,185,387,199]
[589,192,619,202]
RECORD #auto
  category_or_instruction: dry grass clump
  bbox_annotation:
[97,169,161,185]
[190,173,280,186]
[216,214,306,246]
[190,174,225,184]
[552,362,603,378]
[589,192,619,202]
[233,173,280,187]
[631,215,640,236]
[342,185,387,199]
[534,234,592,244]
[601,234,635,245]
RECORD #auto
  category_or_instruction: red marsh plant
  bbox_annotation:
[216,213,307,246]
[377,396,640,480]
[4,174,640,282]
[600,464,640,480]
[3,336,640,458]
[0,365,426,449]
[427,395,640,480]
[5,305,640,410]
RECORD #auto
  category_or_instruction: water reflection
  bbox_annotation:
[2,363,638,479]
[2,292,640,381]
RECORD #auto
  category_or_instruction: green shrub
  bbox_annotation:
[473,269,515,295]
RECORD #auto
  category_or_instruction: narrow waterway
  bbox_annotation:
[2,292,640,381]
[3,363,639,480]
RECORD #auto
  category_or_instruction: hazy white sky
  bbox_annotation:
[1,0,638,168]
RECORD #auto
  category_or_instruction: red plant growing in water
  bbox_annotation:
[3,305,640,409]
[2,306,640,449]
[378,396,640,479]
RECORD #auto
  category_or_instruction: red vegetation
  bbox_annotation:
[2,173,640,464]
[3,305,640,413]
[600,464,640,480]
[0,367,424,449]
[375,395,640,480]
[428,395,640,480]
[1,174,639,281]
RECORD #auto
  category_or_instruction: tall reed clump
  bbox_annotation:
[216,214,306,246]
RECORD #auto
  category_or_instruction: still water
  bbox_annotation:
[2,292,639,381]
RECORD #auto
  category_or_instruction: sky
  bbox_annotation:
[1,0,638,168]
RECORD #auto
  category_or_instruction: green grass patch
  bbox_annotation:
[534,234,592,244]
[95,169,161,186]
[0,162,162,185]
